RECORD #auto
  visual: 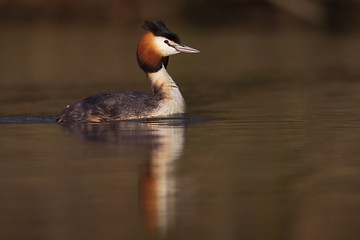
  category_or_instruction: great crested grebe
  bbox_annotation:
[56,20,199,123]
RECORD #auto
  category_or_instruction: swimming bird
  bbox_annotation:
[56,20,199,123]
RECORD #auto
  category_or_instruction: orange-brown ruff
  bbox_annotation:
[137,32,163,71]
[56,21,199,123]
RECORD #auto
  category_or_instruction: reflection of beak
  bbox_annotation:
[174,44,200,53]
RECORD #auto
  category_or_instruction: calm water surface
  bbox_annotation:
[1,80,360,240]
[1,27,360,240]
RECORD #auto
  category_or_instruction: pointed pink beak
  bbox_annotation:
[174,44,200,53]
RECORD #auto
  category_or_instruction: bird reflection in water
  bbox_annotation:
[139,122,184,234]
[59,119,185,235]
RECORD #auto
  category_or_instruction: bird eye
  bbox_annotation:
[164,40,169,44]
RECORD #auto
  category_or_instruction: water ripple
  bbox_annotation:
[0,117,56,124]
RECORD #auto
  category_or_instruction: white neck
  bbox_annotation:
[147,66,186,116]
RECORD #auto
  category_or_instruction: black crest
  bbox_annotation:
[143,20,181,44]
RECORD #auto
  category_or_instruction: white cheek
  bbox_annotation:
[154,37,179,56]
